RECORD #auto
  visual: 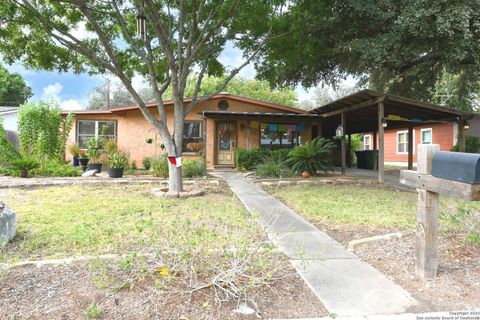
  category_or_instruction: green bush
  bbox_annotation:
[10,157,40,178]
[35,161,82,177]
[451,136,480,153]
[266,148,290,163]
[108,151,129,169]
[0,117,20,163]
[287,137,334,175]
[235,148,265,170]
[151,154,169,178]
[255,156,293,178]
[142,157,152,170]
[183,158,206,177]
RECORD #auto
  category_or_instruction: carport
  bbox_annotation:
[310,90,474,183]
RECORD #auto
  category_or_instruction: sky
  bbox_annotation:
[4,42,317,110]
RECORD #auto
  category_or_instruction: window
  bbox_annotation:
[397,130,411,154]
[421,128,432,144]
[183,122,204,153]
[77,120,116,148]
[260,125,301,149]
[363,134,371,150]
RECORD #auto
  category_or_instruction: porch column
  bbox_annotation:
[373,130,377,171]
[246,120,251,148]
[458,119,466,152]
[378,102,385,184]
[341,112,347,175]
[347,134,352,168]
[408,126,414,170]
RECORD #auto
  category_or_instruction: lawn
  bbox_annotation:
[268,183,480,233]
[1,184,268,262]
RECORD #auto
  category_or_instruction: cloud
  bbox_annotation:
[41,82,85,110]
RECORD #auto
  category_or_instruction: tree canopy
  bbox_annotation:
[256,0,480,110]
[0,64,32,106]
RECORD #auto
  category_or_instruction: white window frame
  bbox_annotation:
[77,120,117,149]
[420,128,432,144]
[396,130,415,154]
[363,134,372,150]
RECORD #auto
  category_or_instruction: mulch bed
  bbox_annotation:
[310,220,480,312]
[0,264,326,319]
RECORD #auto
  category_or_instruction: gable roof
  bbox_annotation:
[62,94,308,115]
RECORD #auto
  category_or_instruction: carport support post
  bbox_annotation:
[341,112,347,175]
[377,102,384,183]
[458,119,466,152]
[415,144,440,279]
[408,126,414,170]
[373,130,377,171]
[347,134,352,168]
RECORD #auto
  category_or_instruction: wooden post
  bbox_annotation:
[416,144,440,278]
[347,134,352,168]
[459,120,465,152]
[408,126,414,170]
[246,121,251,148]
[378,102,384,183]
[341,112,347,175]
[373,130,377,171]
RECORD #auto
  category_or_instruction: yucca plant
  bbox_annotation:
[287,138,335,176]
[10,157,40,178]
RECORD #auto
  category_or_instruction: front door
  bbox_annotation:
[216,121,236,165]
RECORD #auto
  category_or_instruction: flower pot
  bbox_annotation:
[73,156,79,167]
[87,163,103,173]
[302,171,311,178]
[79,158,89,166]
[108,168,124,178]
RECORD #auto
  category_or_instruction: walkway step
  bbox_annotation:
[215,172,416,317]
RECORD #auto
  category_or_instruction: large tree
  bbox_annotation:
[256,0,480,110]
[0,64,32,106]
[0,0,284,193]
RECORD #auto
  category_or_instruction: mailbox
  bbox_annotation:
[431,151,480,184]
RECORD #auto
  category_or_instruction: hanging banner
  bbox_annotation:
[278,124,287,132]
[268,123,278,131]
[260,123,268,129]
[296,124,305,132]
[287,124,296,132]
[250,120,259,129]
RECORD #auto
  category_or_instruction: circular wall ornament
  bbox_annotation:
[218,99,229,110]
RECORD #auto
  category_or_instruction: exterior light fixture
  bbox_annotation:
[382,118,388,128]
[136,2,147,42]
[335,124,344,137]
[464,121,470,130]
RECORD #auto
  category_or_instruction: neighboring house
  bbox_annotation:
[360,122,457,165]
[63,94,319,169]
[0,107,19,132]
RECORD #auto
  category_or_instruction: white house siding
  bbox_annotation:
[0,111,18,132]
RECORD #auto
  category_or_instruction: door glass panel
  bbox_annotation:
[218,122,233,151]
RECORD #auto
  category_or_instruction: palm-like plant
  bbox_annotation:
[287,138,335,175]
[10,157,40,178]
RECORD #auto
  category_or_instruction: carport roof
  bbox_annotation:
[309,89,474,135]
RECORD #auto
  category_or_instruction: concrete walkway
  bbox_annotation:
[214,172,416,317]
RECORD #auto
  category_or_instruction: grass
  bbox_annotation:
[269,184,480,232]
[0,184,265,262]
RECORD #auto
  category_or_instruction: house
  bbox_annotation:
[63,94,320,169]
[0,107,19,132]
[359,122,458,166]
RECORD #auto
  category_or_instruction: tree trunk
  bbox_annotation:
[168,163,183,193]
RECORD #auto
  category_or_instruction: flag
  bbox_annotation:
[260,123,268,129]
[287,124,296,132]
[296,124,305,131]
[250,120,259,129]
[167,157,183,167]
[268,123,278,131]
[278,124,287,132]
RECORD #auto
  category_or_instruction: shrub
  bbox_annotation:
[451,136,480,153]
[36,161,82,177]
[142,157,152,170]
[102,138,117,154]
[10,157,40,178]
[108,151,129,169]
[151,155,169,178]
[68,143,80,158]
[287,137,334,175]
[266,148,290,163]
[235,148,265,170]
[441,202,480,246]
[0,117,20,163]
[255,156,293,178]
[183,158,206,177]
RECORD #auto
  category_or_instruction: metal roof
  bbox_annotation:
[0,107,19,114]
[202,110,320,122]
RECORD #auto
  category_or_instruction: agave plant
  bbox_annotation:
[287,138,335,176]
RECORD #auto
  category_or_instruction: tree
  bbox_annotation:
[0,0,284,193]
[256,0,480,110]
[0,64,32,106]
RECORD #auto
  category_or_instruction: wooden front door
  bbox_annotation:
[216,121,236,165]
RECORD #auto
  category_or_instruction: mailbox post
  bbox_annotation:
[400,144,480,279]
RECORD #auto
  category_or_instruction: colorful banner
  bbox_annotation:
[278,124,287,132]
[268,123,278,131]
[296,124,305,131]
[250,120,259,129]
[260,123,268,129]
[287,124,296,132]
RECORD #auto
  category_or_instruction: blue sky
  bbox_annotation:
[4,42,314,110]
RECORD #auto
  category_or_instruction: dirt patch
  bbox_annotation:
[0,264,326,320]
[307,219,480,312]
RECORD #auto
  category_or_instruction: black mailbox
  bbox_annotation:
[431,151,480,184]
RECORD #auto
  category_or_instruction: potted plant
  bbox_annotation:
[107,151,129,178]
[68,143,80,167]
[85,137,103,172]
